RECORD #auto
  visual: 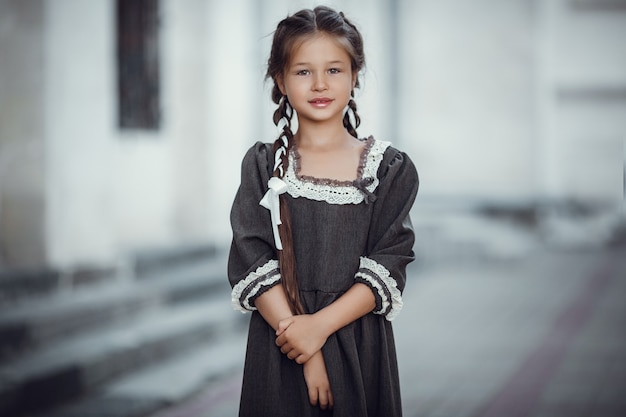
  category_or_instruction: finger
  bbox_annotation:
[318,389,329,410]
[279,342,291,354]
[308,387,318,406]
[295,350,313,364]
[287,350,299,360]
[275,333,286,347]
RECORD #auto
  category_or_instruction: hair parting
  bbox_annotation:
[266,6,366,315]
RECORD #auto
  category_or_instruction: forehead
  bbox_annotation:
[289,33,351,66]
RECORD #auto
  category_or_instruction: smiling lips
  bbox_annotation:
[308,97,333,108]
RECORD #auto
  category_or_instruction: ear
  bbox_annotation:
[276,75,287,96]
[351,73,358,90]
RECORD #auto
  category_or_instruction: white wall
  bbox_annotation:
[44,0,216,268]
[400,0,537,202]
[537,0,626,205]
[203,0,260,245]
[165,0,211,243]
[399,0,625,207]
[45,0,117,267]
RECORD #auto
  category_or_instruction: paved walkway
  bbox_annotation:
[148,245,626,417]
[397,247,625,417]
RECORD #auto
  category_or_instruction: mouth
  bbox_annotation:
[308,97,334,107]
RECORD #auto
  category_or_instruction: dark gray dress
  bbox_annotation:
[228,136,419,417]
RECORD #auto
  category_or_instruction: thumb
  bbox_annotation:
[276,317,294,336]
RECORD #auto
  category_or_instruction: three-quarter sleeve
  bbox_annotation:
[354,149,419,321]
[228,142,282,313]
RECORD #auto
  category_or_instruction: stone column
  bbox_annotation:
[0,0,46,267]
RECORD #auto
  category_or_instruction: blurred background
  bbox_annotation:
[0,0,624,416]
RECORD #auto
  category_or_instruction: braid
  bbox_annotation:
[271,96,294,177]
[343,96,361,138]
[272,95,305,315]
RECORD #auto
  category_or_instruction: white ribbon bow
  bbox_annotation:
[259,177,288,250]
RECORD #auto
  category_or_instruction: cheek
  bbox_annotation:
[341,80,354,98]
[284,79,306,95]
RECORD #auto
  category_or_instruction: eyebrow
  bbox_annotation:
[292,60,347,66]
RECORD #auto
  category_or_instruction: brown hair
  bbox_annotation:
[266,6,366,315]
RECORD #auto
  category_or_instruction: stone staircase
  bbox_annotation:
[0,246,248,417]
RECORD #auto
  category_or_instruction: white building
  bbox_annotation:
[1,0,624,271]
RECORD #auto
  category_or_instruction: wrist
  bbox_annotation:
[313,309,338,339]
[304,350,324,366]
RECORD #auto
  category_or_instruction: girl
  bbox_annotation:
[228,6,418,417]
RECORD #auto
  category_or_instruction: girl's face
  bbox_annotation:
[278,33,356,129]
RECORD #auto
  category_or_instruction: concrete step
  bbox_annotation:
[37,331,247,417]
[132,244,218,279]
[0,296,246,416]
[0,265,114,306]
[0,254,230,360]
[0,244,218,307]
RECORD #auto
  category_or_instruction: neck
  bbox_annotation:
[295,119,356,151]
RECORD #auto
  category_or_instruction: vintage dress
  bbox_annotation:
[228,136,419,417]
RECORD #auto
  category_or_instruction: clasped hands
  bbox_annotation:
[275,313,329,364]
[276,313,334,409]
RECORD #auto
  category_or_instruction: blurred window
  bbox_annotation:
[116,0,160,130]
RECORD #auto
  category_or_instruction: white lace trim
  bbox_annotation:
[231,259,280,313]
[356,256,403,321]
[285,140,391,205]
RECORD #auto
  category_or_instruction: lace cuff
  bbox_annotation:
[231,260,281,313]
[354,256,403,321]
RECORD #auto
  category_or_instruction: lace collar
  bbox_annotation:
[284,136,390,205]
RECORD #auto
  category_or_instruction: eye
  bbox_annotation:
[296,69,310,76]
[328,68,341,74]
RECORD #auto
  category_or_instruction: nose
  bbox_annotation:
[312,73,328,91]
